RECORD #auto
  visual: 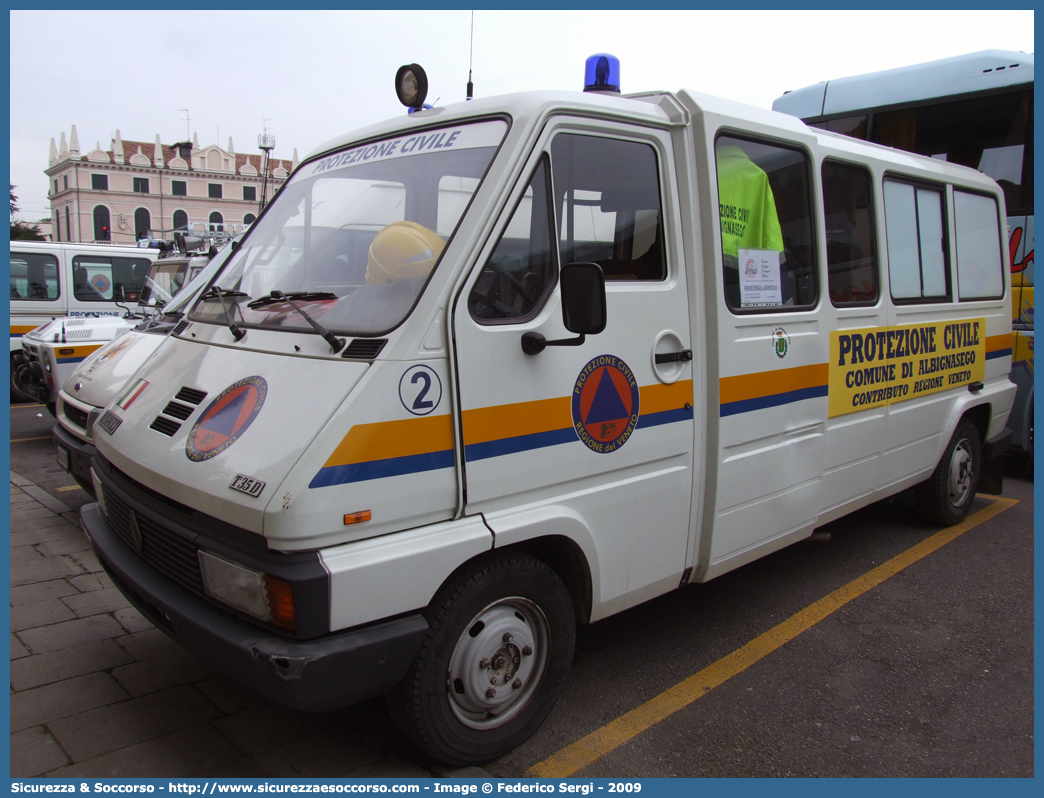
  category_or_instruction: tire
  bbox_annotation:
[915,419,981,526]
[10,353,32,403]
[387,551,576,765]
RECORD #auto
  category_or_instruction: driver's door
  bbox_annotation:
[453,120,698,616]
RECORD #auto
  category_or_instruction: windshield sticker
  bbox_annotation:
[308,120,507,177]
[399,365,442,416]
[571,355,641,454]
[186,376,268,462]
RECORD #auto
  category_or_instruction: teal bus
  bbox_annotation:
[773,50,1033,454]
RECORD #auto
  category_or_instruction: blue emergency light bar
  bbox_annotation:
[584,53,620,94]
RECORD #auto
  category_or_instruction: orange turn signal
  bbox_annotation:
[344,510,372,525]
[263,574,296,631]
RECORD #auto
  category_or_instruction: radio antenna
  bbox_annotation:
[466,10,474,100]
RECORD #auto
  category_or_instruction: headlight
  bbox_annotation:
[198,550,296,630]
[91,468,107,518]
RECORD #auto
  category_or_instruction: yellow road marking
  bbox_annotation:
[10,403,45,409]
[529,495,1019,777]
[55,485,82,493]
[10,436,51,443]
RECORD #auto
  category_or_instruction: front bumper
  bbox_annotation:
[80,502,429,711]
[52,423,96,495]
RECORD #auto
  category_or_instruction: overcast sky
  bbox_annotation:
[9,9,1035,222]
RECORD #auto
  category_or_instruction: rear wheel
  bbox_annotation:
[10,352,31,403]
[387,551,575,765]
[915,419,981,526]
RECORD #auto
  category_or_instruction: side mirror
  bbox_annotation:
[560,262,606,335]
[522,262,606,355]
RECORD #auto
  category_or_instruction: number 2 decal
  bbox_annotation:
[399,365,443,416]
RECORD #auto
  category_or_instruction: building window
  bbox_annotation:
[243,185,257,201]
[244,213,256,225]
[91,174,108,191]
[53,179,58,195]
[63,175,68,190]
[209,211,224,232]
[171,180,187,197]
[134,208,151,240]
[65,207,71,241]
[93,206,110,241]
[208,183,223,199]
[173,210,188,231]
[133,177,150,194]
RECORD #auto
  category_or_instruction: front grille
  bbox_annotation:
[162,401,195,421]
[175,386,207,405]
[149,417,181,436]
[105,491,204,596]
[64,404,89,431]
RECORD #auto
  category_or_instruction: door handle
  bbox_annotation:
[654,349,692,365]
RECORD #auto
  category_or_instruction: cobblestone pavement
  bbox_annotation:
[9,472,489,779]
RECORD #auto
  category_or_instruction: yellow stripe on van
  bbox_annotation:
[985,333,1013,355]
[10,325,36,337]
[461,396,572,446]
[321,414,454,468]
[639,379,693,413]
[54,344,103,362]
[719,363,829,405]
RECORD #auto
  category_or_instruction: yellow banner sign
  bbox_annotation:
[829,319,985,418]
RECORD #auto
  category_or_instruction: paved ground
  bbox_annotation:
[8,470,491,779]
[9,399,1034,777]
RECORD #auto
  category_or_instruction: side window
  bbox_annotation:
[551,133,666,281]
[73,256,152,302]
[822,160,878,305]
[10,253,59,301]
[73,256,115,301]
[112,257,152,301]
[469,156,557,322]
[716,136,817,311]
[883,180,949,302]
[954,190,1004,300]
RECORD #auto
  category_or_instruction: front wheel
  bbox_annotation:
[387,551,576,765]
[915,419,981,526]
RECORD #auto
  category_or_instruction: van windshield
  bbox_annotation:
[188,119,507,336]
[138,259,192,308]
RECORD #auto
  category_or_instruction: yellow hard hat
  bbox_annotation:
[366,221,445,287]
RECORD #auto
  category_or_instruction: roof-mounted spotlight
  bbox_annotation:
[396,63,430,113]
[583,53,621,94]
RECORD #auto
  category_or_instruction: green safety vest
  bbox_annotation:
[716,145,784,258]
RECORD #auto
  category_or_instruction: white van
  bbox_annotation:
[10,241,158,400]
[54,242,235,495]
[14,243,208,412]
[80,59,1015,765]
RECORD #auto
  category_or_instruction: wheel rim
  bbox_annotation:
[948,438,974,507]
[446,596,551,730]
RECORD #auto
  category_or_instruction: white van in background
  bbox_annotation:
[10,241,159,400]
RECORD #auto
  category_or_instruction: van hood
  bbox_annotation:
[93,337,369,535]
[63,331,167,410]
[27,316,136,344]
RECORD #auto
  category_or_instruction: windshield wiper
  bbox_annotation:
[261,290,345,353]
[246,291,336,309]
[201,285,247,341]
